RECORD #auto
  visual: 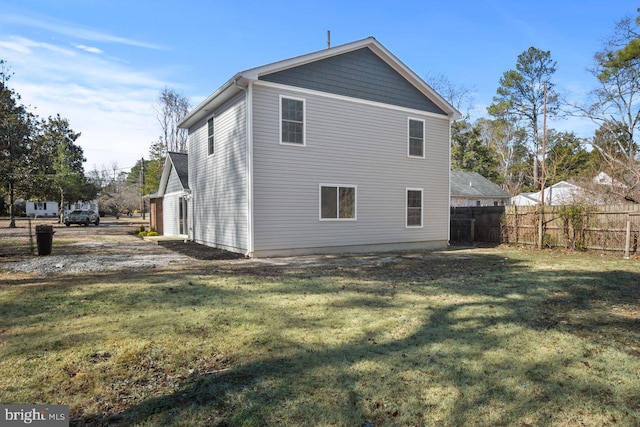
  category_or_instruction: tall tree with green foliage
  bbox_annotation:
[488,47,559,190]
[451,120,500,183]
[544,130,590,184]
[33,115,97,220]
[599,8,640,75]
[0,60,37,227]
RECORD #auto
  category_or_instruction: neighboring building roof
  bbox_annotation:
[178,37,461,129]
[511,181,584,206]
[450,171,510,199]
[593,171,627,188]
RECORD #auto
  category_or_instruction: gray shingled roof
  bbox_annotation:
[450,171,509,198]
[168,152,189,190]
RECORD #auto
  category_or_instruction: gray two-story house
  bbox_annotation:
[178,37,460,257]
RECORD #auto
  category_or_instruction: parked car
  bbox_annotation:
[65,209,100,226]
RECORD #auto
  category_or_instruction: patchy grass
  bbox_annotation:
[1,246,639,426]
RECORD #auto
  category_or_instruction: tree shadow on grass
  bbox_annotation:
[60,250,640,426]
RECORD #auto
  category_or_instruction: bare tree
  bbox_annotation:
[153,87,191,154]
[574,15,640,203]
[424,72,474,118]
[477,117,529,195]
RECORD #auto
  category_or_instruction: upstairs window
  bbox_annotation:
[406,188,423,227]
[320,185,356,220]
[280,96,305,145]
[207,117,215,155]
[408,118,425,158]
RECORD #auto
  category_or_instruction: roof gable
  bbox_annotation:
[157,152,189,196]
[259,47,446,114]
[179,37,460,129]
[168,152,189,189]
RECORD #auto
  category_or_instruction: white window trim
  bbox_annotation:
[406,187,423,228]
[207,116,215,156]
[407,117,425,159]
[319,183,357,221]
[279,95,306,147]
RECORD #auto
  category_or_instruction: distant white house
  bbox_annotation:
[26,201,58,217]
[25,200,99,217]
[511,181,583,206]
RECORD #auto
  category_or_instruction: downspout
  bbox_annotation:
[235,79,254,257]
[447,117,453,247]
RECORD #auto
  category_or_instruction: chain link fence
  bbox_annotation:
[0,219,35,256]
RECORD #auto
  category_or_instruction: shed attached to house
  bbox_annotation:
[179,37,460,257]
[150,152,189,237]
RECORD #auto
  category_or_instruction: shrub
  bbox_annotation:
[149,226,157,233]
[557,205,588,250]
[147,231,158,237]
[138,231,148,236]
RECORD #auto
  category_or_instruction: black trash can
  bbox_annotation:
[35,224,55,256]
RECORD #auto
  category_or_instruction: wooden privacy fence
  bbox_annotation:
[450,206,505,243]
[451,205,640,254]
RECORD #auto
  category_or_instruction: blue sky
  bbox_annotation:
[0,0,635,172]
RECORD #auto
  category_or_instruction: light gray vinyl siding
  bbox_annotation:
[165,166,183,194]
[162,193,182,236]
[259,47,446,115]
[252,84,450,253]
[188,94,248,252]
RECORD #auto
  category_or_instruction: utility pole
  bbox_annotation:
[537,82,547,249]
[140,157,146,220]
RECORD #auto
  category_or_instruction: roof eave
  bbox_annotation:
[178,73,245,129]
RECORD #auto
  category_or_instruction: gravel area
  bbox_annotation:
[0,218,195,276]
[2,253,190,276]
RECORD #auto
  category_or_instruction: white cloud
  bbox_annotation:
[1,13,163,50]
[1,34,167,172]
[0,36,75,57]
[75,44,104,55]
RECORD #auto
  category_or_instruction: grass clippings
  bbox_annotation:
[1,245,639,426]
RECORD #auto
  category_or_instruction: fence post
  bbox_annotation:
[537,205,544,249]
[624,220,631,260]
[28,218,34,254]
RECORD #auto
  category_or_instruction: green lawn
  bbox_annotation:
[1,247,639,426]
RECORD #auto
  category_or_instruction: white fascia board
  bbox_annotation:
[369,43,462,120]
[157,158,172,196]
[178,73,244,129]
[241,37,377,80]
